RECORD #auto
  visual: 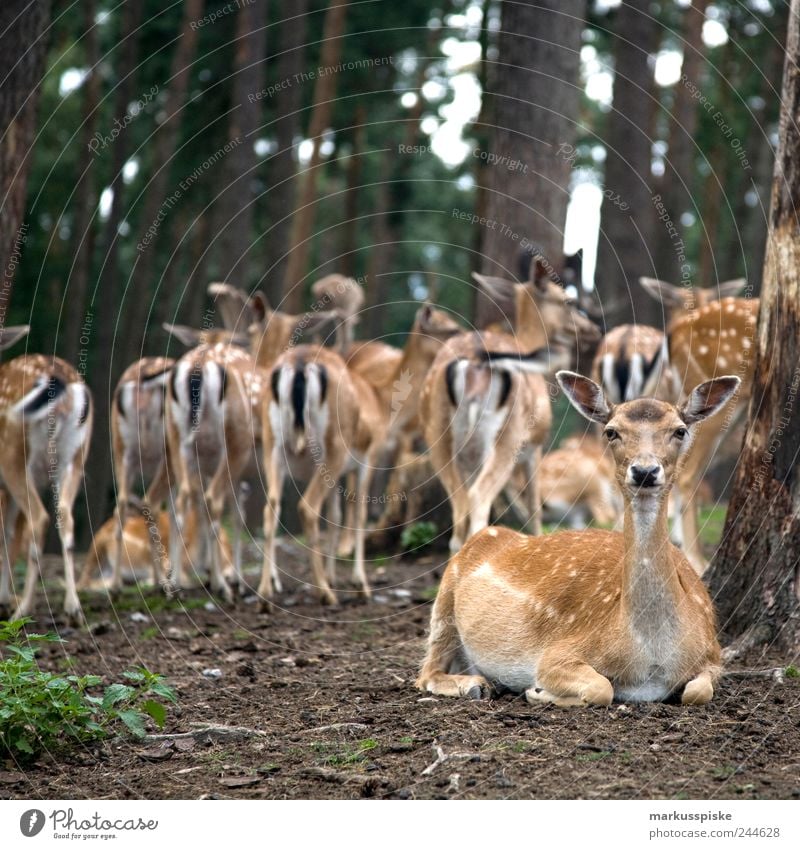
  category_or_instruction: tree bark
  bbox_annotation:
[124,0,204,365]
[477,0,585,326]
[282,0,350,312]
[595,0,661,327]
[62,0,101,364]
[85,0,144,533]
[654,0,709,282]
[264,0,309,305]
[707,0,800,655]
[0,0,50,318]
[213,0,268,292]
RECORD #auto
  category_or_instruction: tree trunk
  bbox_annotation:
[124,0,204,365]
[62,0,101,364]
[654,0,709,282]
[282,0,350,312]
[213,0,268,291]
[85,0,144,535]
[264,0,309,305]
[707,0,800,655]
[0,0,50,315]
[595,0,661,327]
[477,0,585,327]
[340,106,366,279]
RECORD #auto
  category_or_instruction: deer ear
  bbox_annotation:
[416,304,461,339]
[639,277,689,309]
[530,256,550,292]
[680,376,741,425]
[0,325,29,351]
[556,371,612,424]
[471,272,517,302]
[162,323,204,347]
[714,278,746,300]
[207,281,251,330]
[248,291,270,325]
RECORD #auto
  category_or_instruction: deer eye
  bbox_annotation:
[604,428,620,442]
[673,427,688,441]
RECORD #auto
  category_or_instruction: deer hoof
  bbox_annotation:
[466,680,492,700]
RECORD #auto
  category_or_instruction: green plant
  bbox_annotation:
[784,664,799,679]
[0,619,177,762]
[400,521,438,552]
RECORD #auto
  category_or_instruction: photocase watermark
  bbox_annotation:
[191,0,254,30]
[1,221,28,329]
[473,147,529,174]
[76,309,94,379]
[137,137,242,252]
[652,193,691,287]
[556,144,630,211]
[88,85,159,155]
[20,806,159,837]
[249,56,393,103]
[399,143,432,155]
[680,75,751,170]
[451,207,541,251]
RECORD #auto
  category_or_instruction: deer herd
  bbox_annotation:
[0,258,757,706]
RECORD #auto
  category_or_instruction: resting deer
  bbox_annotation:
[0,327,93,622]
[416,371,739,706]
[259,344,387,607]
[640,276,756,572]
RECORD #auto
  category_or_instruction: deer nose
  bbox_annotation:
[630,464,662,488]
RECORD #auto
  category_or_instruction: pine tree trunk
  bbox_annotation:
[124,0,204,364]
[595,0,661,327]
[0,0,50,313]
[477,0,585,326]
[264,0,309,305]
[707,0,800,655]
[85,0,144,535]
[62,0,101,364]
[213,0,268,291]
[654,0,709,282]
[282,0,350,312]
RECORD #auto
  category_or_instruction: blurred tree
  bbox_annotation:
[477,0,585,326]
[283,0,350,311]
[595,0,661,327]
[0,0,51,315]
[708,0,800,655]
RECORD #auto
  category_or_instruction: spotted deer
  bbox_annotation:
[259,344,387,607]
[417,371,739,706]
[421,261,600,551]
[0,327,93,622]
[641,277,757,572]
[108,357,174,593]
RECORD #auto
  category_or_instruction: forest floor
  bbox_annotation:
[2,539,799,801]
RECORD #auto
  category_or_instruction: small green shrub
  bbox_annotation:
[785,664,799,679]
[400,521,438,552]
[0,619,177,762]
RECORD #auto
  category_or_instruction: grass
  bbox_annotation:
[784,665,799,679]
[697,504,728,548]
[311,738,379,768]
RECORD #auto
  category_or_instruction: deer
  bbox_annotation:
[258,344,387,607]
[420,257,600,551]
[309,273,365,353]
[107,356,174,593]
[0,326,93,623]
[79,500,233,590]
[416,371,739,706]
[640,276,757,573]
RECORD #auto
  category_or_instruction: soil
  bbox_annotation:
[2,542,799,801]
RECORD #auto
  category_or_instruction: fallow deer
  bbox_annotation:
[416,371,739,706]
[0,327,93,622]
[421,260,600,551]
[258,344,387,607]
[640,276,757,572]
[310,273,365,353]
[109,357,174,592]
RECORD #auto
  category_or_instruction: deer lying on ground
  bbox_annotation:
[640,276,756,573]
[259,344,387,607]
[416,371,739,706]
[0,326,93,622]
[79,502,233,590]
[421,259,600,551]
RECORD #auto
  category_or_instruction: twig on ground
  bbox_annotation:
[421,743,479,776]
[143,723,268,743]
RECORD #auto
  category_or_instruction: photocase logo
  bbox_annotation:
[20,809,45,837]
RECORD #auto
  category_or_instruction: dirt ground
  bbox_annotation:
[1,541,799,801]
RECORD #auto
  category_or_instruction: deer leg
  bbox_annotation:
[54,460,86,623]
[522,445,542,536]
[681,668,717,705]
[9,483,49,622]
[434,459,470,553]
[415,570,492,699]
[351,461,374,599]
[258,446,285,608]
[299,474,338,606]
[336,471,356,557]
[143,460,169,588]
[466,447,516,540]
[325,486,342,586]
[0,497,20,617]
[111,454,131,595]
[527,649,614,708]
